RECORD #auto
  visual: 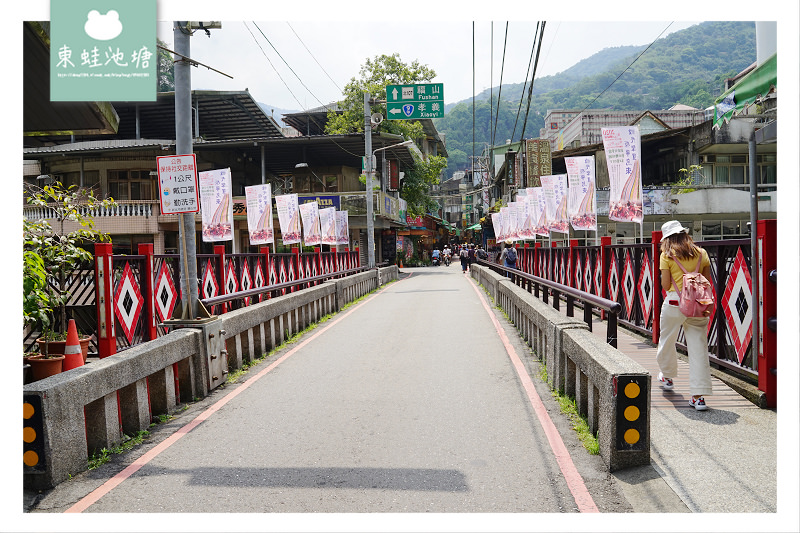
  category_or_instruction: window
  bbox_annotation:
[108,170,154,201]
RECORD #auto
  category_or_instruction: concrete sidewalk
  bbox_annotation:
[589,317,777,513]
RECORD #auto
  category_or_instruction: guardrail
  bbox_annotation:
[23,266,398,490]
[476,259,622,347]
[470,263,649,472]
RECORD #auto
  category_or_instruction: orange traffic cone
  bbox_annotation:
[62,319,84,371]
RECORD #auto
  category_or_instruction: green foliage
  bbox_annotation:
[401,154,447,217]
[23,182,116,332]
[671,164,704,194]
[157,38,174,93]
[325,53,435,141]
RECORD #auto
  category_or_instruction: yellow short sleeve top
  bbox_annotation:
[659,248,710,292]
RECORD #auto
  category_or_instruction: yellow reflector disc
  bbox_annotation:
[624,382,640,398]
[624,429,640,444]
[23,427,36,443]
[23,450,39,467]
[624,405,640,421]
[23,402,34,419]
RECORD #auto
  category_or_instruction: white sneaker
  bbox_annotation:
[657,372,674,391]
[690,396,708,411]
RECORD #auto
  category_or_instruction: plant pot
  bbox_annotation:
[36,337,90,363]
[26,354,64,381]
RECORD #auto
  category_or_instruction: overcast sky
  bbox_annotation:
[156,19,701,113]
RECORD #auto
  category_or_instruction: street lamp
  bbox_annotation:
[365,139,414,268]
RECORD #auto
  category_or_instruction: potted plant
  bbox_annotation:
[23,181,115,358]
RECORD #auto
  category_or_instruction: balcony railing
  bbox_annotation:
[23,200,157,220]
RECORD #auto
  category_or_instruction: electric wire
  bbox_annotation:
[286,22,342,94]
[518,21,546,142]
[490,22,509,151]
[510,21,540,143]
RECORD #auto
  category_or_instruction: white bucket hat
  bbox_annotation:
[661,220,689,239]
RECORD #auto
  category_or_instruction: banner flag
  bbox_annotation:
[299,201,322,246]
[566,156,598,231]
[275,194,301,245]
[541,174,569,234]
[491,213,503,243]
[335,211,350,246]
[199,168,233,242]
[244,183,274,246]
[319,207,337,245]
[602,126,643,223]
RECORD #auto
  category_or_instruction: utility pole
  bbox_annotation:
[174,21,199,319]
[364,92,375,269]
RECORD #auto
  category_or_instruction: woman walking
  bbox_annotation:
[656,221,713,410]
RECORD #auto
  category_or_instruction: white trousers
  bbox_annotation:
[656,291,713,396]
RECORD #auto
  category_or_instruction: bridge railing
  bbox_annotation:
[487,220,777,406]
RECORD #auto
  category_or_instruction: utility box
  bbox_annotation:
[163,316,228,393]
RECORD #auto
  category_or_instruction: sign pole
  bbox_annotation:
[364,91,375,269]
[174,22,200,319]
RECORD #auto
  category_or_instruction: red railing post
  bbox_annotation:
[651,230,663,344]
[568,239,578,288]
[137,243,158,342]
[355,247,360,267]
[291,247,300,291]
[533,241,541,277]
[94,242,116,359]
[757,219,777,407]
[523,243,530,274]
[260,246,271,300]
[214,245,226,312]
[599,236,612,320]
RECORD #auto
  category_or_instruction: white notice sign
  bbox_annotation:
[157,154,199,214]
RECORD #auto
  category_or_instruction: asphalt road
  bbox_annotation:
[28,265,645,526]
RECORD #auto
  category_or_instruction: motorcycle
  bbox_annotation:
[443,254,450,266]
[432,256,440,266]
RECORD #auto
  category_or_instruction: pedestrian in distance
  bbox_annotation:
[499,240,517,278]
[459,245,469,273]
[467,243,476,266]
[655,220,713,411]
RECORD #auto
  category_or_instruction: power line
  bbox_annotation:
[286,22,342,94]
[519,21,546,142]
[510,22,540,143]
[491,22,509,150]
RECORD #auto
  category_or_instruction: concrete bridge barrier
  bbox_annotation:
[23,266,398,490]
[471,264,650,471]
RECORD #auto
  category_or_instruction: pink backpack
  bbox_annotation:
[670,253,715,318]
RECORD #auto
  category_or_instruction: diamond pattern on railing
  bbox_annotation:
[202,260,218,300]
[240,261,252,306]
[637,251,653,325]
[622,251,636,319]
[608,253,619,303]
[113,262,143,343]
[154,264,177,322]
[594,254,602,296]
[722,248,752,364]
[224,260,239,296]
[574,255,584,293]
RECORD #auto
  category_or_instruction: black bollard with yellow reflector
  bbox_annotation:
[614,375,648,451]
[23,395,46,472]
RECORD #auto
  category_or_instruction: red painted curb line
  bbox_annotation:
[467,276,600,513]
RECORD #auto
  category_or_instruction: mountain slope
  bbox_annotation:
[436,21,756,177]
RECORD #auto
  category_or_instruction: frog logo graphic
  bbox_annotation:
[84,10,123,41]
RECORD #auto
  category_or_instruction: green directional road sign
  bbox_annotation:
[386,83,444,120]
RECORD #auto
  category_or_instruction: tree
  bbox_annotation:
[401,154,447,217]
[325,53,436,141]
[157,38,175,92]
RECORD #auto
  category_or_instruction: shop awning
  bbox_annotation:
[713,53,776,128]
[466,222,482,231]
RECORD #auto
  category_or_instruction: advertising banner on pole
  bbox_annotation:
[244,183,274,246]
[199,168,233,242]
[336,211,350,246]
[566,156,598,231]
[319,207,337,246]
[275,193,301,245]
[528,187,549,237]
[299,201,322,246]
[491,213,504,243]
[602,126,643,223]
[516,190,535,241]
[541,174,569,234]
